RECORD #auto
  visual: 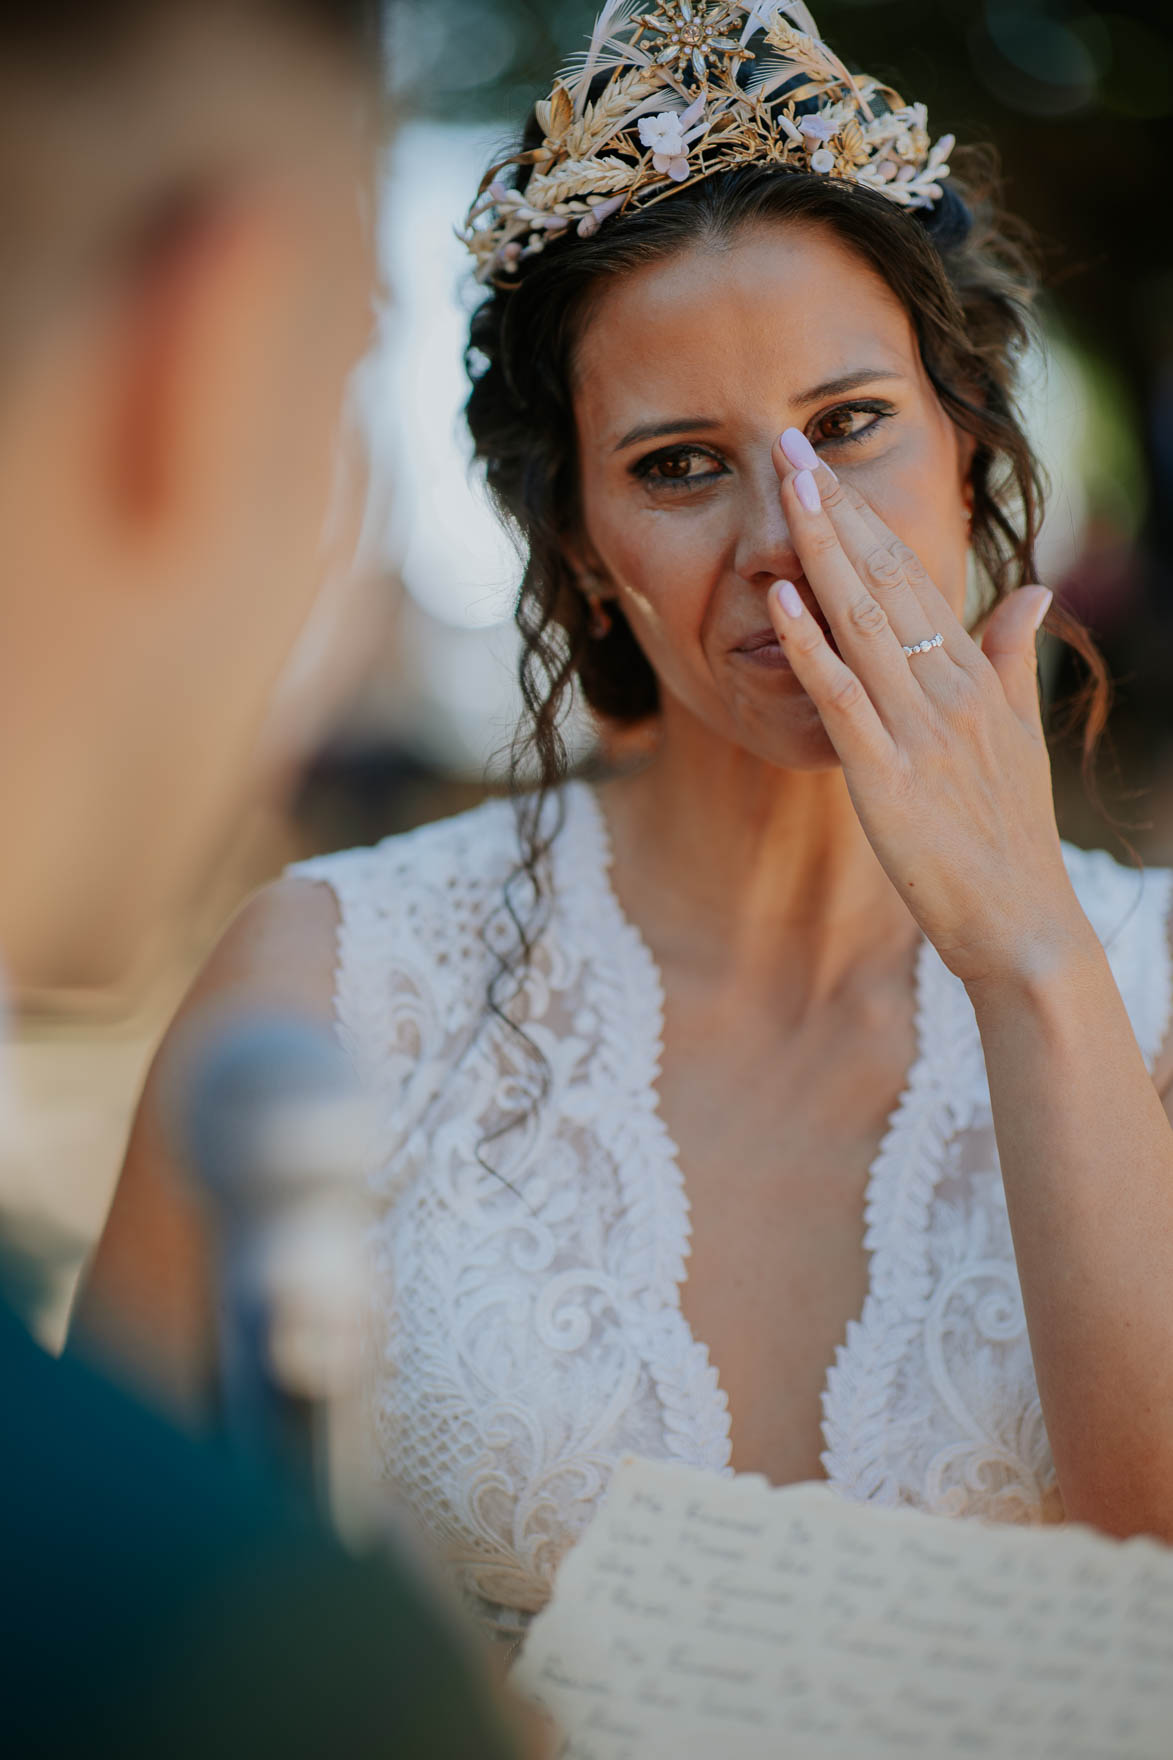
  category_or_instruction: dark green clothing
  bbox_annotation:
[1,1294,517,1759]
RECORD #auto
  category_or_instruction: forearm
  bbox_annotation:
[969,924,1173,1539]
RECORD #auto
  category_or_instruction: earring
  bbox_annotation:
[587,593,613,640]
[582,575,613,640]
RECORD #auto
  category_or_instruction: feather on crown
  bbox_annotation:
[462,1,955,282]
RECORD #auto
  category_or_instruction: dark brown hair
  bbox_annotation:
[465,136,1109,1050]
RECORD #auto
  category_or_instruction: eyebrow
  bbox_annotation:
[798,367,907,404]
[612,416,721,452]
[611,369,907,453]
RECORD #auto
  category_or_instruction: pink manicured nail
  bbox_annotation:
[780,426,819,471]
[794,469,821,514]
[1030,587,1053,631]
[778,427,837,482]
[774,579,804,619]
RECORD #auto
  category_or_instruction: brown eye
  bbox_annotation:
[816,408,859,442]
[656,453,693,479]
[807,403,892,450]
[633,443,727,488]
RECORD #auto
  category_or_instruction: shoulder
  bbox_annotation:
[281,795,544,1087]
[183,871,342,1028]
[193,797,525,1020]
[1060,841,1173,1085]
[287,792,524,990]
[289,793,522,907]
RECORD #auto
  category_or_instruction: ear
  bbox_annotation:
[561,531,614,599]
[107,189,310,553]
[945,396,982,522]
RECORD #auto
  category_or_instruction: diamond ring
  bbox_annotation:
[902,632,944,658]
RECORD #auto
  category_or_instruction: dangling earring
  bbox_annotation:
[582,573,613,640]
[587,593,613,640]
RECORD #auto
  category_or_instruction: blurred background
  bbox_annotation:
[8,0,1172,1338]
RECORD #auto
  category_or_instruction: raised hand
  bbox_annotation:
[765,428,1084,990]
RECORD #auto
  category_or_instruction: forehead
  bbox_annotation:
[572,222,920,445]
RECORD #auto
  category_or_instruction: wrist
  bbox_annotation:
[962,911,1108,1020]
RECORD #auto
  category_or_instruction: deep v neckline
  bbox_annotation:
[565,779,952,1492]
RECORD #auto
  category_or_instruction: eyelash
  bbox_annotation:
[631,400,896,490]
[809,398,895,450]
[632,443,727,490]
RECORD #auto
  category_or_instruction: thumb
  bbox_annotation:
[981,585,1052,731]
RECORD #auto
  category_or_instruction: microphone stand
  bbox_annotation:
[171,1012,377,1540]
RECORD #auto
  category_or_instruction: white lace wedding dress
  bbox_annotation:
[291,782,1172,1637]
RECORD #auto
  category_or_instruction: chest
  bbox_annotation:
[373,1042,1058,1624]
[656,985,917,1485]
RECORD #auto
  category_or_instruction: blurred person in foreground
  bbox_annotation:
[0,4,519,1754]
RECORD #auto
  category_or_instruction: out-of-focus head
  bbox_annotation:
[0,0,384,990]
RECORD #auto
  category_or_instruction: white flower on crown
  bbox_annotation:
[638,111,690,180]
[799,104,852,171]
[637,93,707,184]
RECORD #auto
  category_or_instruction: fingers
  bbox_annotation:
[769,435,921,711]
[774,429,973,667]
[767,577,893,767]
[980,586,1052,734]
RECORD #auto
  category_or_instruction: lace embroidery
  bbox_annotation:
[290,790,1173,1621]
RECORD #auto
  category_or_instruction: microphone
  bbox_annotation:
[169,1011,374,1521]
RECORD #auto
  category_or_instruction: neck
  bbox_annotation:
[598,720,917,1008]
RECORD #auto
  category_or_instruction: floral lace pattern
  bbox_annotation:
[291,785,1172,1626]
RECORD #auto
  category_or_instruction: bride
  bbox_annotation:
[86,1,1173,1638]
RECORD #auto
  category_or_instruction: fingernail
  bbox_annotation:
[1030,587,1053,631]
[780,427,818,471]
[774,579,804,620]
[779,427,837,481]
[794,469,821,514]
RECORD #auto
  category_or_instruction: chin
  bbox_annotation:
[7,919,142,998]
[735,699,844,773]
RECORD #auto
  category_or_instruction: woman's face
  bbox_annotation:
[572,222,972,769]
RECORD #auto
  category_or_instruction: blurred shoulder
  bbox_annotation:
[185,872,342,1027]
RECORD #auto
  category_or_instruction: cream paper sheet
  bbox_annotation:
[512,1458,1173,1759]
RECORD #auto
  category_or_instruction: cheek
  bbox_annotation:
[581,478,724,649]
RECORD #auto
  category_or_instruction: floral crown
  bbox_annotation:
[462,0,956,283]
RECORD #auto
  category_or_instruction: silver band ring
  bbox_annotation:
[902,631,944,658]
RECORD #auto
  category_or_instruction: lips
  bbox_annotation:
[736,628,785,653]
[733,616,835,653]
[732,584,836,659]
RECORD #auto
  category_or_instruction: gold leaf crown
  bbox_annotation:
[462,1,956,283]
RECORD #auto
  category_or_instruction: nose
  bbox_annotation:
[732,458,801,588]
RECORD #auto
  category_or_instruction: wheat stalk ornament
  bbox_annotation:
[462,0,955,282]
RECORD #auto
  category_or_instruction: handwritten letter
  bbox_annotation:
[513,1459,1173,1759]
